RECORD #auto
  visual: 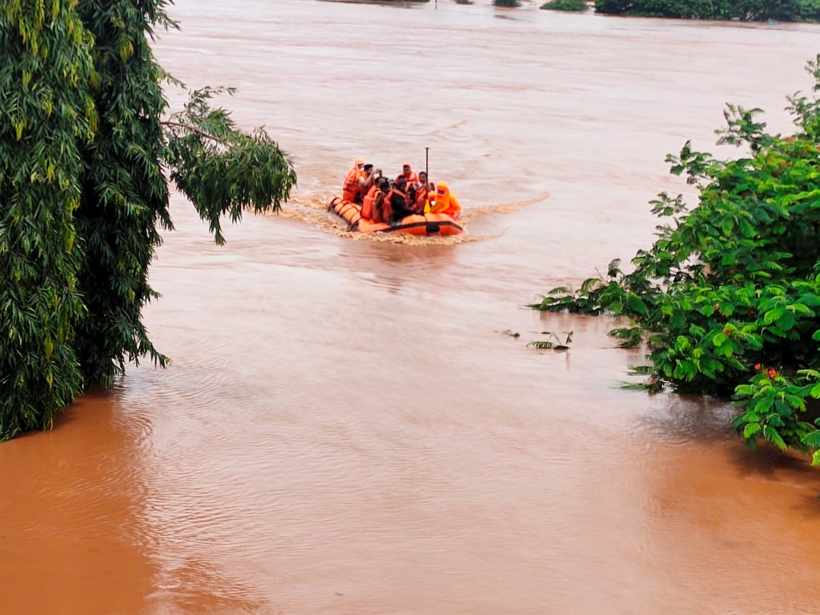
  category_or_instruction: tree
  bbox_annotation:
[0,0,96,438]
[533,57,820,464]
[593,0,820,21]
[1,1,296,439]
[73,0,174,388]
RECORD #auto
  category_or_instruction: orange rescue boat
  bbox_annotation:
[328,197,464,237]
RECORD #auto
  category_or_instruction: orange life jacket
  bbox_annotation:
[342,167,360,203]
[361,185,382,221]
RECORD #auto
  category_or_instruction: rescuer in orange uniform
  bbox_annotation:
[361,177,389,222]
[429,181,462,219]
[414,171,432,214]
[398,163,418,187]
[342,160,364,202]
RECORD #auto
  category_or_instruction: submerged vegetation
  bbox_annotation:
[1,1,295,439]
[541,0,588,10]
[594,0,820,21]
[533,57,820,464]
[541,0,589,11]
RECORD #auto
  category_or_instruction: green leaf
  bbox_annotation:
[797,294,820,307]
[763,307,785,325]
[718,343,734,358]
[785,394,806,411]
[689,324,706,337]
[810,384,820,399]
[776,311,796,331]
[712,332,727,347]
[626,294,648,317]
[743,422,761,439]
[763,425,787,451]
[718,302,735,317]
[735,384,755,397]
[802,431,820,448]
[813,451,820,467]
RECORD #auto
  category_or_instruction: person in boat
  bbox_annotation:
[429,181,462,219]
[383,176,415,224]
[414,171,431,214]
[362,176,388,222]
[342,159,364,203]
[375,176,391,222]
[356,163,376,204]
[398,163,418,188]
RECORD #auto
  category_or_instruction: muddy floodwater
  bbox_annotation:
[2,1,820,613]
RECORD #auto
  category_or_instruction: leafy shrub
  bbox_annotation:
[594,0,820,21]
[542,0,589,11]
[533,57,820,463]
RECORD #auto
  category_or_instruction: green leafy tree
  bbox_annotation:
[0,0,97,438]
[533,57,820,464]
[74,1,295,388]
[73,0,175,388]
[1,1,296,439]
[594,0,820,21]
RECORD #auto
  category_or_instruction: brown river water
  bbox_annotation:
[2,2,820,613]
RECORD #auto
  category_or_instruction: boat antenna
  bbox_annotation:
[425,147,430,182]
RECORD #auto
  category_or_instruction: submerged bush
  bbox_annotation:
[542,0,588,11]
[533,57,820,464]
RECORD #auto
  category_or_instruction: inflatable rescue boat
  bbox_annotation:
[328,197,463,237]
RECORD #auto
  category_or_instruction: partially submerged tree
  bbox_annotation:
[0,1,96,437]
[1,1,296,439]
[533,57,820,464]
[73,0,174,389]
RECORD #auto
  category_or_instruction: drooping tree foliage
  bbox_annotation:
[0,1,96,437]
[594,0,820,21]
[1,0,296,440]
[533,57,820,464]
[164,86,297,245]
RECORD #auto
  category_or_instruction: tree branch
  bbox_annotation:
[161,120,228,146]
